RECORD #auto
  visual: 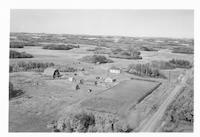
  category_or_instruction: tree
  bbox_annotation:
[127,46,140,57]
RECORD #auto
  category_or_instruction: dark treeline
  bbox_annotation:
[10,50,33,58]
[10,61,55,72]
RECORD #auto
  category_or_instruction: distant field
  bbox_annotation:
[10,46,193,69]
[80,79,160,115]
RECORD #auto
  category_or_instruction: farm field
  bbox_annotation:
[81,79,161,115]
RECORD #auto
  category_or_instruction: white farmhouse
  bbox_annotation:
[109,66,121,74]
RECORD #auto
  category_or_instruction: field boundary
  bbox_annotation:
[84,107,118,115]
[130,77,160,83]
[126,82,162,112]
[137,82,162,104]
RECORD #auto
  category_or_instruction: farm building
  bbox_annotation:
[79,79,84,84]
[68,77,75,82]
[109,66,121,74]
[75,84,80,90]
[84,79,96,85]
[105,77,113,83]
[88,88,92,93]
[43,68,60,79]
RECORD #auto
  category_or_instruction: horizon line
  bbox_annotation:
[10,31,194,39]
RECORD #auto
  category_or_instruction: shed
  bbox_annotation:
[85,79,96,85]
[43,68,60,79]
[88,88,92,93]
[68,77,75,82]
[109,66,121,74]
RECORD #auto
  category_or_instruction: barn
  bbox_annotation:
[43,68,60,79]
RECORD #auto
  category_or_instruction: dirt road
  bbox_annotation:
[138,69,191,132]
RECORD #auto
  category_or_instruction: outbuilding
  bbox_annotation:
[105,77,113,83]
[43,68,60,79]
[109,66,121,74]
[75,84,80,90]
[88,88,92,93]
[68,77,75,82]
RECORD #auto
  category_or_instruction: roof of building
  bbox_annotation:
[43,68,59,76]
[110,66,121,70]
[105,77,113,81]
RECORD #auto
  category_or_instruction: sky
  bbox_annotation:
[10,10,194,38]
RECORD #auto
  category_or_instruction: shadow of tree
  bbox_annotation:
[9,89,24,100]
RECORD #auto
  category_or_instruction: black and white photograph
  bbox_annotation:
[8,9,194,133]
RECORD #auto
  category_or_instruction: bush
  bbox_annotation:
[51,111,96,132]
[79,55,113,64]
[172,47,194,54]
[150,59,192,70]
[110,47,142,60]
[127,63,165,78]
[10,50,33,58]
[169,59,192,69]
[49,111,133,132]
[127,46,141,56]
[71,112,95,132]
[9,61,55,72]
[151,61,176,70]
[43,44,78,50]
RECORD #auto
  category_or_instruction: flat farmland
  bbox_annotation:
[10,46,193,72]
[80,79,161,115]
